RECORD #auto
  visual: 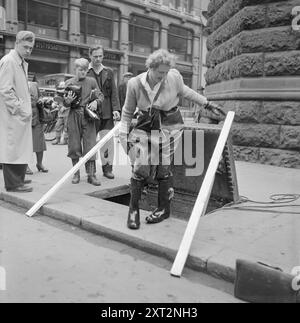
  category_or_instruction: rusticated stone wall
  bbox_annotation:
[205,0,300,168]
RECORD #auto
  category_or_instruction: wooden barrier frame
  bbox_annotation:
[26,123,121,217]
[170,111,235,278]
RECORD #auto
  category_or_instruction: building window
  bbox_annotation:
[129,15,160,56]
[168,0,181,9]
[18,0,69,39]
[80,2,120,50]
[165,0,194,12]
[168,25,193,62]
[182,0,194,13]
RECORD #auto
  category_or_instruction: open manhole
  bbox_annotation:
[87,184,155,215]
[89,124,239,220]
[88,124,240,221]
[88,185,131,207]
[87,184,230,221]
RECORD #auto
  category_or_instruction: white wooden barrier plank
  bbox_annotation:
[170,112,235,278]
[26,123,121,217]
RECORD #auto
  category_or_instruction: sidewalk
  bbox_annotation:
[0,141,299,283]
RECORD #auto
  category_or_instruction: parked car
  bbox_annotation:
[38,73,74,90]
[39,87,57,98]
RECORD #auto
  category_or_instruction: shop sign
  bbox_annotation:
[104,52,121,62]
[80,48,121,62]
[35,41,69,53]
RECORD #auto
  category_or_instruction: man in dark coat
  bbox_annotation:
[118,72,133,112]
[87,45,120,180]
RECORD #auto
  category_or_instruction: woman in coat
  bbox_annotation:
[28,80,48,173]
[119,49,225,230]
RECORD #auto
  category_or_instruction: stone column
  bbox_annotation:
[68,48,80,74]
[205,0,300,169]
[160,25,168,50]
[68,0,81,73]
[6,0,18,33]
[192,34,201,91]
[119,15,130,79]
[69,0,81,44]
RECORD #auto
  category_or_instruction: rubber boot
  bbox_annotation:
[72,159,80,184]
[127,178,144,230]
[86,161,101,186]
[146,179,171,224]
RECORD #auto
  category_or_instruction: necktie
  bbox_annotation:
[21,61,27,76]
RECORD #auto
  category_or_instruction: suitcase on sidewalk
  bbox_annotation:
[234,259,300,303]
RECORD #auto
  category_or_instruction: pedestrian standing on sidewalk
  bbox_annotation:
[0,31,35,193]
[52,82,70,145]
[64,58,102,186]
[28,77,49,174]
[119,49,225,230]
[87,45,121,180]
[118,72,134,112]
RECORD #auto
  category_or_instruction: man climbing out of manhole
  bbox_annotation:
[119,49,226,230]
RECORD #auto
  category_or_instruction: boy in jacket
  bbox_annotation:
[64,58,102,186]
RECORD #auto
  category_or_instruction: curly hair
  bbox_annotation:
[146,49,177,69]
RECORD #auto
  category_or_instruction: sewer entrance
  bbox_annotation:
[87,124,239,221]
[88,185,229,221]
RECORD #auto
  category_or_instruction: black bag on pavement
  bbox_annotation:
[234,259,300,303]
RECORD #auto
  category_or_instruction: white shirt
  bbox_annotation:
[121,69,208,130]
[88,63,105,75]
[140,72,163,105]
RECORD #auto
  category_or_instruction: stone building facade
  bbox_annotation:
[205,0,300,168]
[0,0,207,93]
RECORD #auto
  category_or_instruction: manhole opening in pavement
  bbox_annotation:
[87,185,229,221]
[88,185,131,207]
[88,184,167,213]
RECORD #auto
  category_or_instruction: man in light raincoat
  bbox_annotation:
[0,31,35,192]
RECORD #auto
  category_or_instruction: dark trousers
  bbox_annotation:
[2,164,27,190]
[95,118,115,168]
[67,110,97,161]
[127,128,183,182]
[55,116,69,140]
